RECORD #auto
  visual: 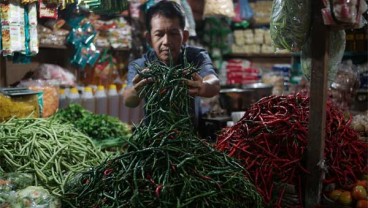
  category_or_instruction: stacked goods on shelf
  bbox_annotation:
[222,58,261,85]
[249,0,273,25]
[231,28,276,54]
[37,20,69,47]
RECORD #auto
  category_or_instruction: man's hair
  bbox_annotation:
[145,1,186,33]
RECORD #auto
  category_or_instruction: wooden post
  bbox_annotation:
[0,56,6,86]
[304,0,329,207]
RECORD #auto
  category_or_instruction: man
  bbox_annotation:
[123,1,220,122]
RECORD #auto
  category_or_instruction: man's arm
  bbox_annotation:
[123,87,141,108]
[187,73,220,98]
[123,68,152,108]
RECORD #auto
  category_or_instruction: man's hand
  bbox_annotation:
[123,68,152,108]
[186,73,220,98]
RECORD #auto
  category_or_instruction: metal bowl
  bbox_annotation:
[243,83,273,102]
[219,88,254,113]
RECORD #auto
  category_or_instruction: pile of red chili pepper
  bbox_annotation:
[63,54,263,207]
[216,92,368,207]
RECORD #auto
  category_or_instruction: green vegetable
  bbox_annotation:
[53,104,132,149]
[301,30,346,84]
[0,117,110,197]
[63,51,263,207]
[270,0,311,52]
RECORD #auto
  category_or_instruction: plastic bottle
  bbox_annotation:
[119,84,130,123]
[58,88,68,109]
[95,85,108,115]
[67,87,81,105]
[81,86,95,113]
[107,84,119,118]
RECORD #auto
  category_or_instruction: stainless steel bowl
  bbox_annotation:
[219,88,254,113]
[243,83,273,102]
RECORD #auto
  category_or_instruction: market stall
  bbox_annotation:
[0,0,367,207]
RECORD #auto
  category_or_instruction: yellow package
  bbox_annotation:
[0,88,39,122]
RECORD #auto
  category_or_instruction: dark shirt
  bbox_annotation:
[127,45,217,87]
[126,45,218,127]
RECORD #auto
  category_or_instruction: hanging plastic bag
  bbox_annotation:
[239,0,253,20]
[203,0,235,18]
[321,0,368,29]
[270,0,312,52]
[181,0,197,37]
[330,60,360,110]
[301,30,346,85]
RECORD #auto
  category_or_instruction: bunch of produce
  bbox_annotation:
[216,92,368,207]
[326,177,368,207]
[270,0,311,51]
[53,104,131,150]
[0,117,110,197]
[63,55,263,207]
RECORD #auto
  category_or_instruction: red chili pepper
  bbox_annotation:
[155,184,163,198]
[103,168,113,176]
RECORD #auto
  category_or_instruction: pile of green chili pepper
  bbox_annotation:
[63,54,263,207]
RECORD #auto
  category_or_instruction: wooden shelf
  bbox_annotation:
[224,53,293,59]
[39,44,68,49]
[39,44,131,52]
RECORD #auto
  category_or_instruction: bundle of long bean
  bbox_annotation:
[0,117,110,197]
[64,56,263,207]
[216,93,368,207]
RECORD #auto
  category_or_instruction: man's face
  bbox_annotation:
[147,14,188,65]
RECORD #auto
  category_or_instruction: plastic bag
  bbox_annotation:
[301,30,346,85]
[330,60,360,110]
[270,0,311,52]
[239,0,253,20]
[321,0,368,29]
[0,172,34,207]
[19,80,60,118]
[203,0,235,18]
[32,64,76,86]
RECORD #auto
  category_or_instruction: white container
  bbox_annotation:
[95,85,107,115]
[108,84,119,118]
[119,86,130,123]
[67,87,81,105]
[81,86,95,113]
[58,88,68,109]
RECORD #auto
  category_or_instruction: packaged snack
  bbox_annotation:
[0,88,40,122]
[19,80,60,118]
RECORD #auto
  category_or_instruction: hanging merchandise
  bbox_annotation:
[79,0,129,14]
[270,0,312,52]
[38,0,58,19]
[201,17,232,56]
[67,20,100,69]
[39,0,76,10]
[238,0,253,21]
[301,30,346,84]
[85,49,118,86]
[203,0,235,18]
[0,1,38,58]
[330,60,361,111]
[321,0,368,29]
[180,0,196,37]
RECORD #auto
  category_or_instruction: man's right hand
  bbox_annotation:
[123,68,152,108]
